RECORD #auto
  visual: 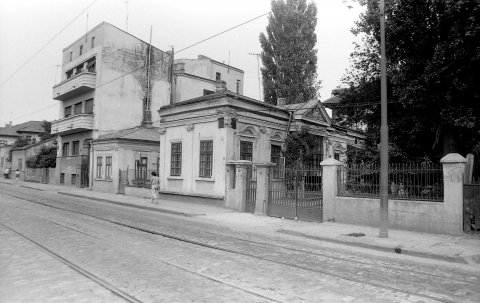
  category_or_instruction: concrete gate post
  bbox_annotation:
[226,160,252,211]
[321,158,343,222]
[254,162,276,215]
[440,153,467,235]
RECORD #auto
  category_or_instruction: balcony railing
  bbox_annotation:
[52,72,96,101]
[51,114,94,135]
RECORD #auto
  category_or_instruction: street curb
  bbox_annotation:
[278,229,468,264]
[57,192,205,218]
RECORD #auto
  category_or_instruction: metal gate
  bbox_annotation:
[245,166,257,213]
[268,166,322,222]
[464,183,480,232]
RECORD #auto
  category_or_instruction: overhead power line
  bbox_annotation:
[11,11,271,123]
[0,0,99,88]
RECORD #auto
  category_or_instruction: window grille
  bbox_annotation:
[199,141,213,178]
[170,143,182,176]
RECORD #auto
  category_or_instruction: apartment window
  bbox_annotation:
[91,37,95,48]
[216,72,221,81]
[69,51,72,62]
[199,141,213,178]
[60,173,65,184]
[105,156,112,179]
[18,159,23,171]
[62,142,70,156]
[79,45,83,56]
[96,156,103,178]
[74,102,82,115]
[71,174,77,185]
[66,70,73,79]
[240,141,253,161]
[85,99,94,114]
[236,80,241,94]
[170,142,182,176]
[65,106,72,118]
[87,58,96,73]
[72,141,80,156]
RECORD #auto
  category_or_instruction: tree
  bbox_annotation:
[39,120,54,142]
[26,146,56,168]
[259,0,320,105]
[7,137,30,162]
[339,0,480,164]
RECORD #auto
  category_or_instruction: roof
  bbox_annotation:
[0,121,45,137]
[11,137,56,151]
[279,99,320,116]
[95,126,160,142]
[322,95,341,108]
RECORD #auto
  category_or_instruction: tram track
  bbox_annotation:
[0,223,144,303]
[1,188,480,302]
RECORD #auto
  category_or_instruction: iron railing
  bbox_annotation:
[338,163,443,201]
[119,168,158,189]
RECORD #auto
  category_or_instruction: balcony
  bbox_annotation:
[51,114,94,135]
[53,72,96,101]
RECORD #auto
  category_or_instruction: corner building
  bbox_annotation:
[51,22,172,187]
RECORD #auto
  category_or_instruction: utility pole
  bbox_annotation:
[249,52,262,101]
[124,0,129,32]
[379,0,389,238]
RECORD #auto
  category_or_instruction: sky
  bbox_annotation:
[0,0,364,127]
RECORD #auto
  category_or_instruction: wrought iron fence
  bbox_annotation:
[338,163,443,201]
[119,168,158,189]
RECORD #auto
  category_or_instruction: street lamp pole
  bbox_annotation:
[379,0,389,238]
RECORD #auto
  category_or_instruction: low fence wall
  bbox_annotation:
[321,153,466,235]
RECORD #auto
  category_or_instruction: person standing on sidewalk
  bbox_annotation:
[15,169,20,181]
[4,167,9,179]
[150,171,160,204]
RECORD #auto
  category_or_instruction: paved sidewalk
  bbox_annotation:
[2,179,479,267]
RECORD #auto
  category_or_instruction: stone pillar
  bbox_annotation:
[254,162,276,215]
[321,158,343,222]
[440,153,467,234]
[225,160,252,211]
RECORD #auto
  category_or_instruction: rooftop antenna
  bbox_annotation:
[85,10,89,42]
[249,52,262,101]
[124,0,129,32]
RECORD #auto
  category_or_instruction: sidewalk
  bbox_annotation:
[2,178,479,267]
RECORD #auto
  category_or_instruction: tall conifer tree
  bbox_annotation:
[260,0,320,105]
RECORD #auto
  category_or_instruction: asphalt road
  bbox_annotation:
[1,184,479,303]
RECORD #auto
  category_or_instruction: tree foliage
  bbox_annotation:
[26,146,56,168]
[260,0,320,105]
[39,120,54,142]
[284,127,317,167]
[339,0,480,163]
[7,137,30,162]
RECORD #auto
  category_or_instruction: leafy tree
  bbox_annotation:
[259,0,320,105]
[284,127,317,167]
[339,0,480,164]
[26,146,56,168]
[39,120,54,142]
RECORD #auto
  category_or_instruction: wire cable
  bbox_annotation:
[0,0,99,88]
[10,11,271,123]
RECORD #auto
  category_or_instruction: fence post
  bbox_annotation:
[321,158,342,222]
[440,153,467,234]
[254,162,275,215]
[226,160,252,211]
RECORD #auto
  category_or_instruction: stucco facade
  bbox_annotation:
[173,55,244,102]
[157,84,364,203]
[51,22,172,187]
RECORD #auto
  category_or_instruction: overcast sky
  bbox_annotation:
[0,0,363,126]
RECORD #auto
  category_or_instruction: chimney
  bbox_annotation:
[215,80,227,93]
[173,62,185,74]
[277,98,286,106]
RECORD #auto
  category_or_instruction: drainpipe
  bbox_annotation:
[285,111,293,134]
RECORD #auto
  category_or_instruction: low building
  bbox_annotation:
[91,126,160,193]
[173,55,244,102]
[10,138,57,181]
[156,82,364,204]
[0,121,45,173]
